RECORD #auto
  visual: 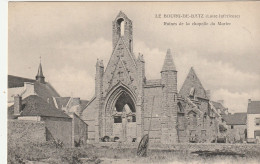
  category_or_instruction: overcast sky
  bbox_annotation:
[8,2,260,113]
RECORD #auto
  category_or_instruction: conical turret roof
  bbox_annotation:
[36,63,44,78]
[36,60,45,83]
[161,49,176,72]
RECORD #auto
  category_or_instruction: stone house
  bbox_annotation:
[247,99,260,143]
[82,11,220,144]
[8,95,73,147]
[8,62,88,147]
[222,113,247,143]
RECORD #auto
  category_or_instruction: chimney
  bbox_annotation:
[206,90,211,99]
[217,100,224,105]
[24,82,35,95]
[14,95,22,115]
[248,99,251,103]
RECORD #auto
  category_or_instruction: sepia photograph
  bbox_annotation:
[6,1,260,163]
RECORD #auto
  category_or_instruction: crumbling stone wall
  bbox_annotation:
[8,120,46,144]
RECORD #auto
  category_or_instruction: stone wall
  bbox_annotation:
[41,116,72,147]
[71,113,88,146]
[8,120,46,144]
[144,87,163,143]
[81,98,97,142]
[227,125,246,143]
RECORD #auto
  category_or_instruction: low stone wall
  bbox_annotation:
[95,142,260,153]
[8,120,46,144]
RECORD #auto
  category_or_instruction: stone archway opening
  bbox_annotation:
[117,18,125,37]
[111,91,137,142]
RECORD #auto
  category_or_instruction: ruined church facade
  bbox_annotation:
[82,12,219,144]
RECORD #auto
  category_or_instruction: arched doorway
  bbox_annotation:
[104,84,137,142]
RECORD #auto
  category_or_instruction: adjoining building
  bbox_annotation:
[8,95,73,147]
[53,97,89,145]
[247,99,260,143]
[223,113,247,143]
[8,62,88,147]
[82,11,221,144]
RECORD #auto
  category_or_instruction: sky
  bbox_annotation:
[8,2,260,113]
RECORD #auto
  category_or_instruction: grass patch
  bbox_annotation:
[8,142,260,164]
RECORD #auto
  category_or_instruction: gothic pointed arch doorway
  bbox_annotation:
[104,84,137,142]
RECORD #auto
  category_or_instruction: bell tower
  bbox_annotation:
[35,57,45,83]
[112,11,133,53]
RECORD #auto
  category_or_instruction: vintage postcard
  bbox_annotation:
[6,1,260,164]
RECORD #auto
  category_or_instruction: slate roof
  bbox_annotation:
[211,101,225,109]
[8,75,35,88]
[53,97,89,110]
[8,95,71,119]
[247,101,260,114]
[8,75,60,108]
[80,100,89,109]
[54,97,71,109]
[222,113,247,125]
[211,101,228,115]
[161,49,176,72]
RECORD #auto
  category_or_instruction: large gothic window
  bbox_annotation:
[113,92,136,123]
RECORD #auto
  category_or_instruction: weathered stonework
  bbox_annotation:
[8,120,46,144]
[82,11,220,144]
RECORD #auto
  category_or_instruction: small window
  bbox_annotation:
[114,116,122,123]
[189,87,195,98]
[255,118,260,126]
[132,115,136,122]
[231,125,234,129]
[129,39,132,51]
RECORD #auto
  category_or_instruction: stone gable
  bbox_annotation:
[103,38,138,97]
[179,67,208,100]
